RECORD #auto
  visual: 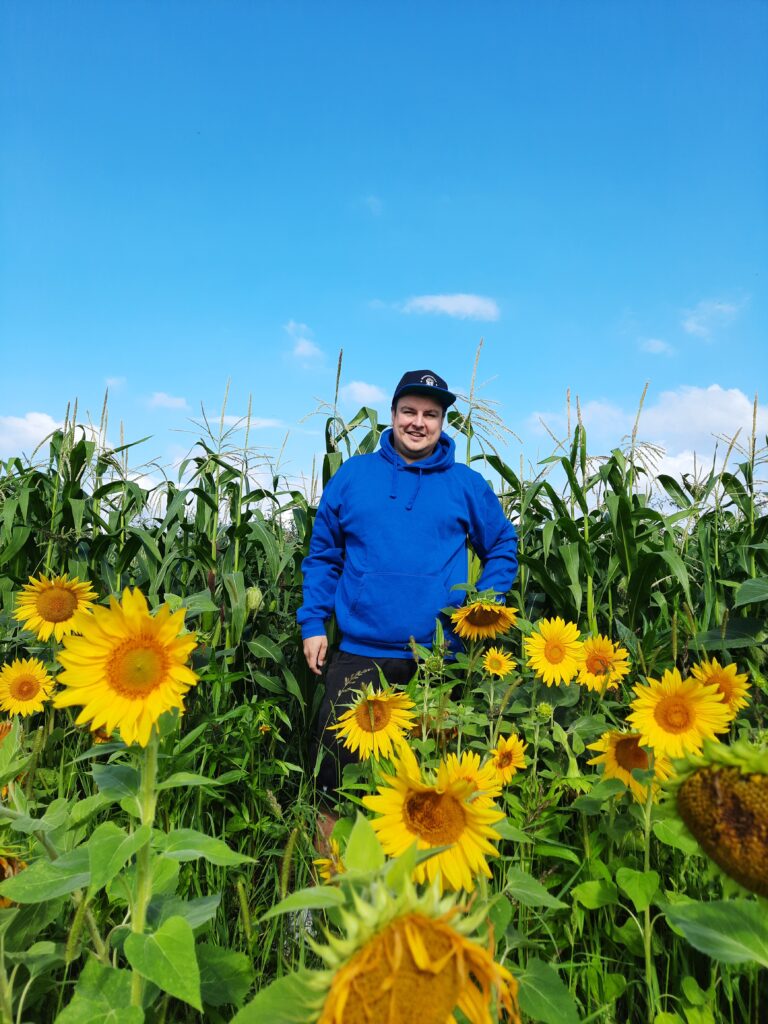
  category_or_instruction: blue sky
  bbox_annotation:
[2,1,766,487]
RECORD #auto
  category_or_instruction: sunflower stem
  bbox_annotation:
[641,774,660,1022]
[130,733,159,1008]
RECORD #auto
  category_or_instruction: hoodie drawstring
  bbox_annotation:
[405,467,423,512]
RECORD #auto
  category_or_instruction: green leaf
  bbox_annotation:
[0,848,90,903]
[572,878,619,909]
[487,894,513,937]
[247,635,285,664]
[661,899,768,966]
[652,818,700,855]
[343,814,384,872]
[156,772,227,791]
[156,828,253,866]
[505,866,567,909]
[616,867,660,912]
[92,763,140,801]
[54,958,143,1024]
[654,1014,685,1024]
[88,822,151,893]
[198,943,254,1008]
[9,800,69,835]
[261,885,345,921]
[5,939,65,978]
[232,970,320,1023]
[733,578,768,608]
[147,893,221,930]
[513,957,580,1024]
[124,915,202,1010]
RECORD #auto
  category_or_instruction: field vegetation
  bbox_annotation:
[0,363,766,1023]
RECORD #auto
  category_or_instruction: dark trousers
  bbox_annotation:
[314,650,418,798]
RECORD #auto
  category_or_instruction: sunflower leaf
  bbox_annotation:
[660,899,768,967]
[156,828,253,866]
[513,956,580,1024]
[260,886,345,921]
[616,867,660,912]
[505,866,568,909]
[343,814,384,872]
[124,915,202,1010]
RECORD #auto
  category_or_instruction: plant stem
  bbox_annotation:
[642,778,659,1022]
[130,734,159,1008]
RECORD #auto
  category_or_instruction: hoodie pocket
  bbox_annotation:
[337,570,450,646]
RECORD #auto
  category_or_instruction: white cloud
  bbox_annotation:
[284,320,323,362]
[640,338,674,356]
[149,392,189,410]
[401,293,500,321]
[363,195,383,216]
[0,412,61,458]
[682,299,742,338]
[106,376,127,389]
[529,385,767,470]
[341,381,387,405]
[221,415,285,429]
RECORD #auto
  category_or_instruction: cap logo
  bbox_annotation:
[421,375,437,387]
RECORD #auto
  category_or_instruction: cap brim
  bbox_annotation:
[394,385,456,408]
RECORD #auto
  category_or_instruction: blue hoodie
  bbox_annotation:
[297,429,519,658]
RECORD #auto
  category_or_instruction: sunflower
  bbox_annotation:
[577,635,630,693]
[328,686,416,760]
[54,587,198,748]
[363,744,504,892]
[666,740,768,898]
[627,668,732,759]
[443,750,501,804]
[523,617,584,686]
[307,878,520,1024]
[0,854,29,909]
[489,734,528,785]
[451,600,518,642]
[0,658,54,717]
[0,722,13,745]
[587,730,671,803]
[482,647,516,678]
[13,573,97,642]
[689,658,750,717]
[313,837,346,883]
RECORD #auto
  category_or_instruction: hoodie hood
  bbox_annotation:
[378,429,455,510]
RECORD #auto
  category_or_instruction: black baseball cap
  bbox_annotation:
[392,370,456,410]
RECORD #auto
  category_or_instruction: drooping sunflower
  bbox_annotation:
[54,587,198,748]
[299,876,521,1024]
[443,750,501,804]
[482,647,516,678]
[0,658,55,717]
[577,634,630,693]
[451,600,518,642]
[689,658,751,718]
[313,837,346,883]
[666,740,768,898]
[13,573,97,642]
[489,734,528,785]
[523,617,584,686]
[587,730,671,803]
[627,668,732,759]
[363,744,504,892]
[328,686,416,760]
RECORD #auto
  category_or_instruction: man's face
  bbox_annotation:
[391,394,444,462]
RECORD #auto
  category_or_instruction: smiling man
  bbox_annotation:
[298,369,519,801]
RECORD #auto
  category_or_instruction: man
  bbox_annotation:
[298,369,519,797]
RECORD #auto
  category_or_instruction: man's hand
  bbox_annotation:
[303,635,328,675]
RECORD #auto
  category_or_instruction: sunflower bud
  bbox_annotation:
[536,702,554,720]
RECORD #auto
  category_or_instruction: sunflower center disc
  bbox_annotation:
[110,642,165,695]
[654,697,693,733]
[497,751,515,770]
[10,675,40,701]
[544,641,565,664]
[403,791,466,845]
[678,767,768,899]
[466,607,502,626]
[36,587,78,622]
[355,699,391,733]
[587,654,611,674]
[711,674,733,701]
[321,914,462,1024]
[615,736,649,772]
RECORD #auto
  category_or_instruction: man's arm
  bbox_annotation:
[297,474,345,673]
[467,480,519,594]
